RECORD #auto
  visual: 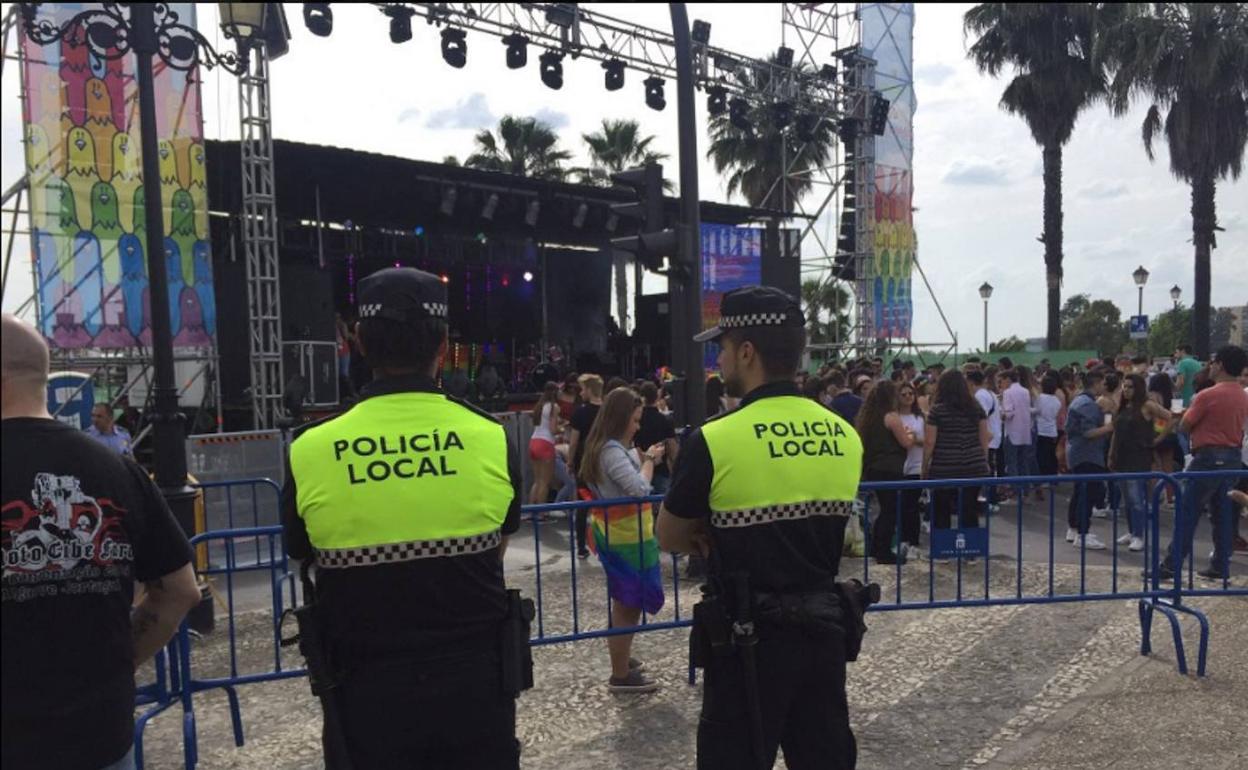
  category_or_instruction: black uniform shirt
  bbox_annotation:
[664,381,849,592]
[282,375,522,661]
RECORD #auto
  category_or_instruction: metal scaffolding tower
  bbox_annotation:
[238,46,285,429]
[780,3,877,350]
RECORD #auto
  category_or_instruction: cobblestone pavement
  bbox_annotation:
[134,555,1247,769]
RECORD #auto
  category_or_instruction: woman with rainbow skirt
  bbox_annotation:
[579,387,667,693]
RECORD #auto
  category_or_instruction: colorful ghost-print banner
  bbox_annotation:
[21,3,215,350]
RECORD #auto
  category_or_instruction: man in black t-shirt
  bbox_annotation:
[1,314,200,770]
[634,382,678,494]
[568,374,604,558]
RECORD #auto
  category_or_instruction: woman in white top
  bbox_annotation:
[1035,372,1063,477]
[897,383,926,551]
[528,381,561,505]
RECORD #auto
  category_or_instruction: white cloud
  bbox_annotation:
[916,63,956,85]
[396,107,422,124]
[533,108,570,130]
[425,93,496,130]
[1077,180,1129,200]
[943,160,1012,186]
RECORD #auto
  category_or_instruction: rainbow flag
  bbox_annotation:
[581,491,665,614]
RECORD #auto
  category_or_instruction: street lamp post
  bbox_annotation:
[1133,265,1150,317]
[1132,266,1150,355]
[22,3,261,537]
[978,282,993,354]
[1170,284,1182,310]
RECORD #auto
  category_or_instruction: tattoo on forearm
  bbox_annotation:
[131,606,160,642]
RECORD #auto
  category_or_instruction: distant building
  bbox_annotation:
[1025,337,1047,353]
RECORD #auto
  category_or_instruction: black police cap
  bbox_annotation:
[693,284,804,343]
[357,267,448,325]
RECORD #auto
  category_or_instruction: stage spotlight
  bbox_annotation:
[728,97,751,131]
[540,51,564,90]
[440,187,457,216]
[440,273,450,284]
[775,45,794,68]
[771,101,792,129]
[304,4,332,37]
[481,193,499,221]
[707,85,727,117]
[414,225,425,236]
[691,19,711,45]
[572,202,588,229]
[644,76,666,111]
[820,63,837,80]
[603,58,625,91]
[523,271,534,283]
[385,6,415,44]
[525,200,541,227]
[441,27,467,68]
[502,33,528,69]
[796,113,821,142]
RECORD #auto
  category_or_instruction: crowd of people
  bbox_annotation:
[797,345,1248,577]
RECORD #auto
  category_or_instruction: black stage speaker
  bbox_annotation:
[762,224,801,300]
[634,294,670,348]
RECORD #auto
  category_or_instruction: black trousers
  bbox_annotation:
[1036,435,1059,476]
[1067,462,1106,534]
[866,468,906,559]
[932,486,981,530]
[332,652,519,769]
[697,627,855,770]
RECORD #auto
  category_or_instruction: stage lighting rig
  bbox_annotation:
[440,187,458,216]
[869,91,891,135]
[706,85,727,116]
[796,113,820,142]
[385,5,414,44]
[644,76,666,111]
[603,58,625,91]
[540,50,564,89]
[691,19,711,45]
[728,97,750,131]
[441,27,467,68]
[481,193,499,221]
[775,45,794,68]
[503,33,528,69]
[304,3,332,37]
[772,101,793,129]
[545,4,577,29]
[573,202,589,229]
[525,200,541,227]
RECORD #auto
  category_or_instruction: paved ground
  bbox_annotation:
[143,485,1245,768]
[136,546,1247,769]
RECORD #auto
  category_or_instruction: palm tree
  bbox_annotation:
[706,52,836,212]
[464,115,572,181]
[1105,3,1248,359]
[578,119,670,186]
[964,4,1114,352]
[801,277,852,345]
[578,120,670,330]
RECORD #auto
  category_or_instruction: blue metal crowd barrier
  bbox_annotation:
[137,470,1245,765]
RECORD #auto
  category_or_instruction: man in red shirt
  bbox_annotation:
[1158,345,1248,581]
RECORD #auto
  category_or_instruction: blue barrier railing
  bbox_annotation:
[139,470,1245,765]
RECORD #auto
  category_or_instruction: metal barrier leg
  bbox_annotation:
[133,717,148,770]
[1166,602,1210,677]
[183,707,198,770]
[688,661,697,685]
[225,685,246,746]
[1138,599,1154,656]
[1152,601,1188,675]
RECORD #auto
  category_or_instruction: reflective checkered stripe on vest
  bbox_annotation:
[289,393,513,568]
[701,396,863,529]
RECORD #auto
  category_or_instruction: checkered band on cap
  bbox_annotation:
[358,303,382,318]
[314,530,501,568]
[711,499,853,529]
[422,302,448,318]
[718,312,790,329]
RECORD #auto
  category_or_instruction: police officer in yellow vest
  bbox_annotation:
[658,285,866,770]
[282,267,527,768]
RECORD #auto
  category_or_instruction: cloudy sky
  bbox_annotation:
[2,2,1245,347]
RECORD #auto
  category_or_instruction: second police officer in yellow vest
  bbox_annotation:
[282,267,531,769]
[658,285,867,770]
